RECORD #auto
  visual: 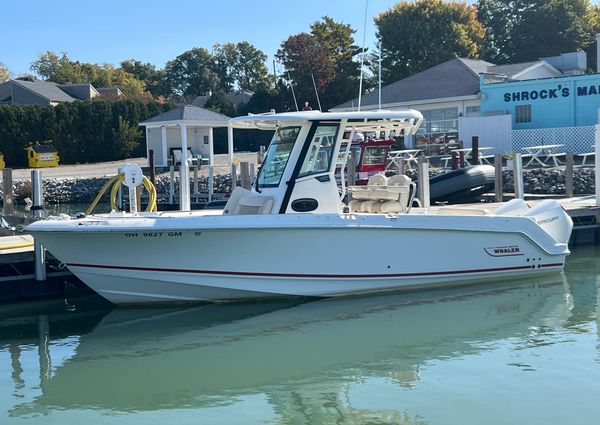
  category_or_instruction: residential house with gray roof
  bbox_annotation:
[0,76,121,106]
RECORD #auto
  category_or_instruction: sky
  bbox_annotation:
[0,0,402,76]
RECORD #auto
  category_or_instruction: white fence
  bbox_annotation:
[512,126,595,154]
[458,115,512,153]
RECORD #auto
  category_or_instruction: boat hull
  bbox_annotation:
[31,220,567,304]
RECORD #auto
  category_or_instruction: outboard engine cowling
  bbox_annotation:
[524,200,573,245]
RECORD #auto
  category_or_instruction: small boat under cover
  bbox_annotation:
[27,110,573,304]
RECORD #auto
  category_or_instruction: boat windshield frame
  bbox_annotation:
[255,126,302,189]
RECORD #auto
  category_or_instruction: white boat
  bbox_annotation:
[26,110,573,304]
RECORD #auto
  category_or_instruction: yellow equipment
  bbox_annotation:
[0,152,5,169]
[26,144,60,168]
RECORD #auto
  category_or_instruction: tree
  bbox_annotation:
[276,33,335,108]
[213,42,270,92]
[204,92,237,116]
[0,62,9,82]
[309,16,363,109]
[164,48,220,97]
[479,0,600,63]
[120,59,169,97]
[30,51,149,97]
[375,0,485,83]
[112,116,143,158]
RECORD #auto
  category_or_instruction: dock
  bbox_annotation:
[0,233,84,302]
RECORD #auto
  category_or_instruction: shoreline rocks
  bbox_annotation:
[0,167,596,205]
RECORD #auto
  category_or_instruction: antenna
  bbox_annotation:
[311,73,322,111]
[378,41,382,110]
[288,73,299,111]
[357,0,369,112]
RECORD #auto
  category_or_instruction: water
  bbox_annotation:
[1,248,599,424]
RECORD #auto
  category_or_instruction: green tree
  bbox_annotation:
[30,51,149,97]
[164,48,220,97]
[204,92,237,116]
[112,116,143,158]
[276,32,335,108]
[479,0,600,63]
[310,16,363,109]
[213,42,270,92]
[120,59,169,97]
[375,0,485,83]
[0,62,9,82]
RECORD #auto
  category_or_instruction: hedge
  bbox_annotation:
[0,100,173,167]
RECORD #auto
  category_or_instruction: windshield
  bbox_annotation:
[256,126,301,188]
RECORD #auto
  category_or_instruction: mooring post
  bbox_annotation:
[451,152,458,170]
[347,152,357,186]
[459,152,466,168]
[148,149,156,186]
[208,165,214,203]
[471,136,479,165]
[193,165,199,194]
[2,168,14,215]
[116,167,123,210]
[240,162,250,190]
[417,156,430,209]
[513,152,525,200]
[31,170,46,281]
[566,152,574,199]
[258,146,266,164]
[494,154,503,203]
[168,164,175,205]
[231,164,237,191]
[249,163,255,188]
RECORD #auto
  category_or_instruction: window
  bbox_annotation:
[299,124,339,177]
[515,105,532,123]
[465,106,480,117]
[363,146,388,165]
[256,126,301,188]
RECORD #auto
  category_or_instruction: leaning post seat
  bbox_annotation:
[347,174,412,213]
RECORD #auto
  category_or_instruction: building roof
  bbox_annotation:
[334,58,493,110]
[12,79,77,102]
[487,61,540,77]
[140,105,231,127]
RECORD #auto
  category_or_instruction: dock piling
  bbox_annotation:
[472,136,479,165]
[31,170,47,281]
[168,165,174,205]
[417,156,430,209]
[2,168,14,215]
[513,153,524,200]
[347,152,357,186]
[566,152,574,198]
[240,162,250,190]
[249,163,255,188]
[231,164,237,191]
[149,150,156,186]
[193,165,199,194]
[208,165,214,203]
[494,154,503,202]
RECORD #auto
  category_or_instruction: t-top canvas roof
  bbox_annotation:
[228,110,423,134]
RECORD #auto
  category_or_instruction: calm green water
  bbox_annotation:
[1,248,599,424]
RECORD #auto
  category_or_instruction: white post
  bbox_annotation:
[180,124,191,211]
[595,124,600,206]
[514,152,525,200]
[227,125,234,165]
[161,125,168,166]
[208,127,215,166]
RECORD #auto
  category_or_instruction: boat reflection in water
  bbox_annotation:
[4,276,574,422]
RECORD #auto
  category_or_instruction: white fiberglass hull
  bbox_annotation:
[28,213,570,304]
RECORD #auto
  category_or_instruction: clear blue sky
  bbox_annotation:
[1,0,401,76]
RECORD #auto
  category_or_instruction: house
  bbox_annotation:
[0,76,123,106]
